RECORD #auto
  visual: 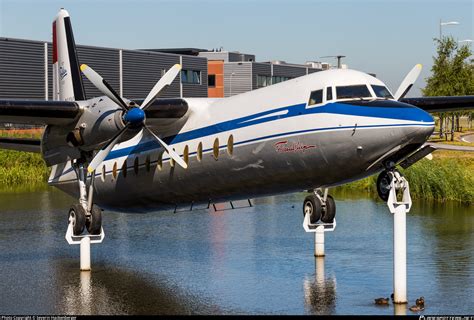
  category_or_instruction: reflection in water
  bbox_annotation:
[394,303,407,316]
[303,257,337,314]
[52,260,222,315]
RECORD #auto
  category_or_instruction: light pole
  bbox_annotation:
[439,20,459,39]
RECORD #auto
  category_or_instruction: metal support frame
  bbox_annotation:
[386,171,411,304]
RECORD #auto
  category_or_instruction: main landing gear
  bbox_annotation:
[69,159,103,236]
[66,159,105,271]
[303,189,336,225]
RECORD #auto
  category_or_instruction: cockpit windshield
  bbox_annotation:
[336,85,372,100]
[371,85,394,99]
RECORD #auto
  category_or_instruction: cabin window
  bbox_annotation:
[157,153,163,171]
[122,160,127,178]
[170,150,175,167]
[183,145,189,167]
[371,85,394,99]
[101,165,106,182]
[145,155,151,172]
[336,85,372,99]
[227,135,234,156]
[326,87,333,101]
[213,138,219,160]
[133,157,139,175]
[308,89,323,106]
[112,162,118,179]
[197,142,203,162]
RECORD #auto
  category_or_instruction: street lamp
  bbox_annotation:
[439,20,460,38]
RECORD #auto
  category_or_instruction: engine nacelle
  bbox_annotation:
[67,96,125,151]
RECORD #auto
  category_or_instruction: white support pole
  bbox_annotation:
[80,237,91,271]
[314,225,325,257]
[387,172,411,305]
[119,49,123,98]
[393,205,407,303]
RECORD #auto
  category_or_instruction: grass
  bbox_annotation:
[0,149,50,192]
[335,150,474,204]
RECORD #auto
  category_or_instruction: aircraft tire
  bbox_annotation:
[303,194,322,224]
[69,204,86,236]
[86,204,102,235]
[377,170,392,202]
[321,195,336,223]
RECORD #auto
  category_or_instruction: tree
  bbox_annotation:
[422,36,474,140]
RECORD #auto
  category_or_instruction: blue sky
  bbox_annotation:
[0,0,472,97]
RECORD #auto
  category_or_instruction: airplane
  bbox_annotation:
[0,9,473,237]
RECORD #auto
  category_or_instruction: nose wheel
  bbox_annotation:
[302,190,336,224]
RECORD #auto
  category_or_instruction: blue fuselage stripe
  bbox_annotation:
[105,101,434,161]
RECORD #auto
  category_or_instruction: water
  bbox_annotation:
[0,188,472,315]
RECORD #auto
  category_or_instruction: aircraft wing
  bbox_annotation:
[400,96,474,113]
[0,137,41,153]
[0,100,81,126]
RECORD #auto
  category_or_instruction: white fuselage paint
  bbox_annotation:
[49,69,435,211]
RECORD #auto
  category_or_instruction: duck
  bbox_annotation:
[416,296,425,308]
[374,297,390,305]
[409,305,425,312]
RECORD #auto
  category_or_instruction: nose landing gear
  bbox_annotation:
[302,189,336,224]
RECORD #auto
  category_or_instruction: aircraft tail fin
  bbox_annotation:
[52,9,86,101]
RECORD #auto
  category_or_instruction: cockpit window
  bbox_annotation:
[326,87,333,101]
[371,85,394,99]
[308,89,323,106]
[336,85,372,99]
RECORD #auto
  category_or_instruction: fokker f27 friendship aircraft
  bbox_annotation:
[0,9,473,237]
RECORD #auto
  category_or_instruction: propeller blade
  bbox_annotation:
[140,64,182,111]
[87,125,129,173]
[80,64,129,110]
[145,126,188,169]
[394,64,422,100]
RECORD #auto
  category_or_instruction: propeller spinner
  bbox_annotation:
[80,63,188,172]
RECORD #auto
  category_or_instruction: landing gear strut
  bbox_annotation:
[69,159,103,236]
[66,158,105,271]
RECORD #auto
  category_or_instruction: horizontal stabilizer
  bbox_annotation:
[0,137,41,153]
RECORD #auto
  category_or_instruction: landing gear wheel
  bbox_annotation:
[377,170,393,202]
[69,204,86,236]
[303,195,322,224]
[86,204,102,235]
[321,195,336,223]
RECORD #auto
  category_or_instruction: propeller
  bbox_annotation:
[394,64,422,100]
[80,63,187,173]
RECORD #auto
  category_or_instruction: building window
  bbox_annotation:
[213,138,219,160]
[308,89,323,106]
[257,75,272,88]
[181,70,201,84]
[208,74,216,87]
[272,76,290,84]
